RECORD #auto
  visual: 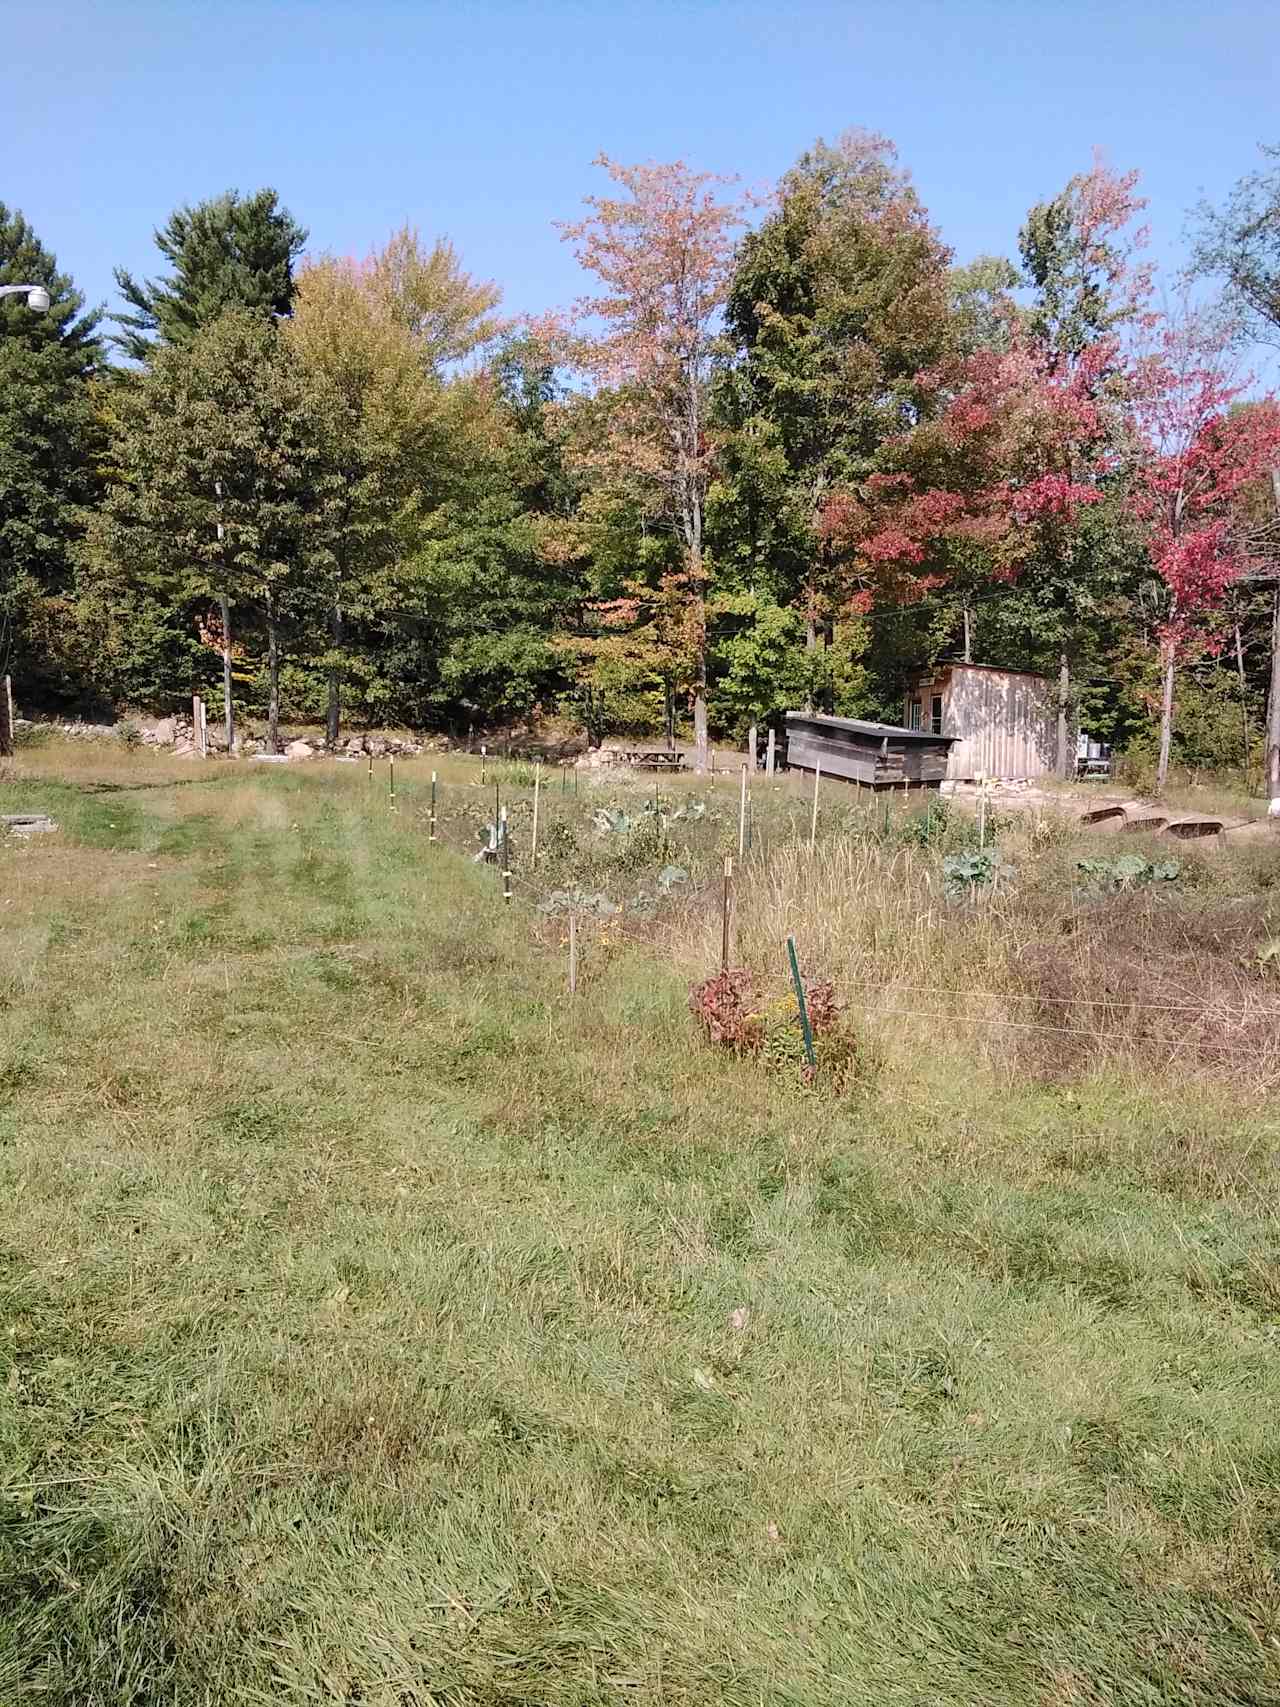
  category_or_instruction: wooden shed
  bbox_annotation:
[784,712,956,790]
[903,662,1058,782]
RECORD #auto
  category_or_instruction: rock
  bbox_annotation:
[152,717,176,745]
[249,753,290,764]
[368,738,387,758]
[2,813,57,835]
[172,738,195,756]
[286,739,316,761]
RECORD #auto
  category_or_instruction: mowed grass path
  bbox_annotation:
[3,753,1280,1704]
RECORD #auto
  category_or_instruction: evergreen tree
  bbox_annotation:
[112,189,306,362]
[0,204,103,704]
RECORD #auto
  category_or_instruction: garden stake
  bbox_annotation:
[786,934,817,1069]
[721,855,733,971]
[531,764,541,867]
[429,770,438,842]
[810,760,821,852]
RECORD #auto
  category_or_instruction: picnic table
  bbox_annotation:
[616,748,686,772]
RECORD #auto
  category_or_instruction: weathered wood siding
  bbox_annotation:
[906,665,1057,781]
[784,714,954,790]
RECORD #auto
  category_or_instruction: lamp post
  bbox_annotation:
[0,284,51,313]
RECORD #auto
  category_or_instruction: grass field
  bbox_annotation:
[4,743,1280,1704]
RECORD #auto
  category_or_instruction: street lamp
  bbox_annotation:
[0,284,50,312]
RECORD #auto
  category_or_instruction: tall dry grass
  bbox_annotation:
[676,826,1280,1090]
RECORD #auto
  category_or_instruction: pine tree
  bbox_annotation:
[0,204,102,704]
[112,189,306,362]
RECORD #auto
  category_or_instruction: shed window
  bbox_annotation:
[930,694,943,734]
[908,699,922,730]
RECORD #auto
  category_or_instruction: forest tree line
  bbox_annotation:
[3,134,1280,785]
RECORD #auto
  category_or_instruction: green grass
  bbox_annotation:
[3,747,1280,1703]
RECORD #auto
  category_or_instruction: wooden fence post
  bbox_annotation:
[766,727,776,777]
[0,674,12,758]
[738,764,748,860]
[747,722,757,773]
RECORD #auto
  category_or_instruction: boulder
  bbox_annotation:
[152,717,176,745]
[286,739,316,761]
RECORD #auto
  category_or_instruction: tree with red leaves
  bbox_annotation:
[553,156,752,769]
[1125,309,1280,790]
[818,158,1153,761]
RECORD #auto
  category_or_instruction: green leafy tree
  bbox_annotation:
[87,310,343,750]
[1190,144,1280,343]
[0,204,103,708]
[112,188,307,362]
[715,131,955,706]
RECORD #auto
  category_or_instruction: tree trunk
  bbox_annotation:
[1234,621,1250,783]
[1155,635,1176,794]
[326,602,342,749]
[804,610,817,714]
[963,606,972,664]
[219,593,235,752]
[692,635,709,773]
[1269,469,1280,811]
[1267,584,1280,809]
[265,589,281,755]
[664,678,675,751]
[1056,652,1070,779]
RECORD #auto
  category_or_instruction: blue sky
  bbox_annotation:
[7,0,1278,356]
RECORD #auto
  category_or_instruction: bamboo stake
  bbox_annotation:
[810,760,821,851]
[531,764,541,868]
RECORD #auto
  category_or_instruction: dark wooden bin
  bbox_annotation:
[784,713,956,790]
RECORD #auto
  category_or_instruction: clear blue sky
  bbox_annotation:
[7,0,1278,353]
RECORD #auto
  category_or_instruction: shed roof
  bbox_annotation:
[908,660,1053,684]
[784,711,957,746]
